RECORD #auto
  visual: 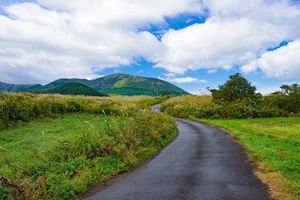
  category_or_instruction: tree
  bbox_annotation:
[210,73,258,103]
[266,83,300,113]
[280,84,292,95]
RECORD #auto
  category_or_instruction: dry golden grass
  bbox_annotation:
[106,95,153,102]
[164,95,212,105]
[255,162,296,200]
[0,93,160,129]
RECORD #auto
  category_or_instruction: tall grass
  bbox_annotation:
[0,93,164,129]
[161,95,285,119]
[0,93,176,199]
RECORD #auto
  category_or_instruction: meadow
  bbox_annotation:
[0,93,176,199]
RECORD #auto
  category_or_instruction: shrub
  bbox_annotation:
[161,96,285,119]
[161,78,299,119]
[263,84,300,114]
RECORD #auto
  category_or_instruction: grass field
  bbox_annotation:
[202,117,300,200]
[0,94,176,199]
[161,95,212,118]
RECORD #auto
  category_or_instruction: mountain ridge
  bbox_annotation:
[35,82,108,97]
[0,73,189,96]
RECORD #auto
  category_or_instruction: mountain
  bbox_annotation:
[46,74,189,96]
[0,82,43,93]
[43,78,89,89]
[0,74,189,96]
[35,82,107,97]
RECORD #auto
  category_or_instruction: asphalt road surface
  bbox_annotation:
[84,104,271,200]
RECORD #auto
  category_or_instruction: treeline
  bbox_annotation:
[162,73,300,119]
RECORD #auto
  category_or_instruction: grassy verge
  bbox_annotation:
[0,112,176,199]
[0,94,176,199]
[200,117,300,200]
[161,95,297,119]
[0,93,166,130]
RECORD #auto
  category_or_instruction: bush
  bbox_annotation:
[161,96,285,119]
[263,92,300,114]
[161,79,299,120]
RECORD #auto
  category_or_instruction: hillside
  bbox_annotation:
[46,74,189,96]
[36,82,107,96]
[0,82,43,93]
[0,74,189,96]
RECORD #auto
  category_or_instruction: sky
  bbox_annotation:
[0,0,300,94]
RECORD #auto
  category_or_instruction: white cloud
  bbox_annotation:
[160,76,207,84]
[1,0,300,83]
[207,69,217,74]
[156,18,286,73]
[0,0,202,83]
[241,39,300,80]
[155,0,300,79]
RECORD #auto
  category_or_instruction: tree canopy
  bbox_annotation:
[210,73,258,103]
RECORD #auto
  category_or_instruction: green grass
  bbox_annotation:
[202,117,300,200]
[0,107,176,199]
[113,78,130,88]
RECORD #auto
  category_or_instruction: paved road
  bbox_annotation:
[84,105,271,200]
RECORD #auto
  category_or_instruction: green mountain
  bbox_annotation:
[0,74,189,96]
[45,74,189,96]
[0,82,43,93]
[35,82,107,96]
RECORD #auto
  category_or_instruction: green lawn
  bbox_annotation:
[0,113,176,199]
[203,117,300,200]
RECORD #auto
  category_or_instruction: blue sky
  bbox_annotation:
[0,0,299,94]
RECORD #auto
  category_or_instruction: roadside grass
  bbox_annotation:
[0,94,176,199]
[201,117,300,200]
[161,95,296,119]
[161,95,212,118]
[0,93,167,129]
[0,113,176,199]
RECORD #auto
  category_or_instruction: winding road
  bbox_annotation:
[84,104,271,200]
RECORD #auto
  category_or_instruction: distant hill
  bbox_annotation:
[0,82,43,93]
[46,74,189,96]
[0,74,189,96]
[35,82,107,96]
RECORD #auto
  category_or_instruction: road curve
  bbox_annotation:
[84,104,271,200]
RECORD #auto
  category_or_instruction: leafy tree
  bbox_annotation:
[210,73,258,103]
[265,83,300,113]
[280,84,292,95]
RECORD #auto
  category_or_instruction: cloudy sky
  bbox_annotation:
[0,0,299,94]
